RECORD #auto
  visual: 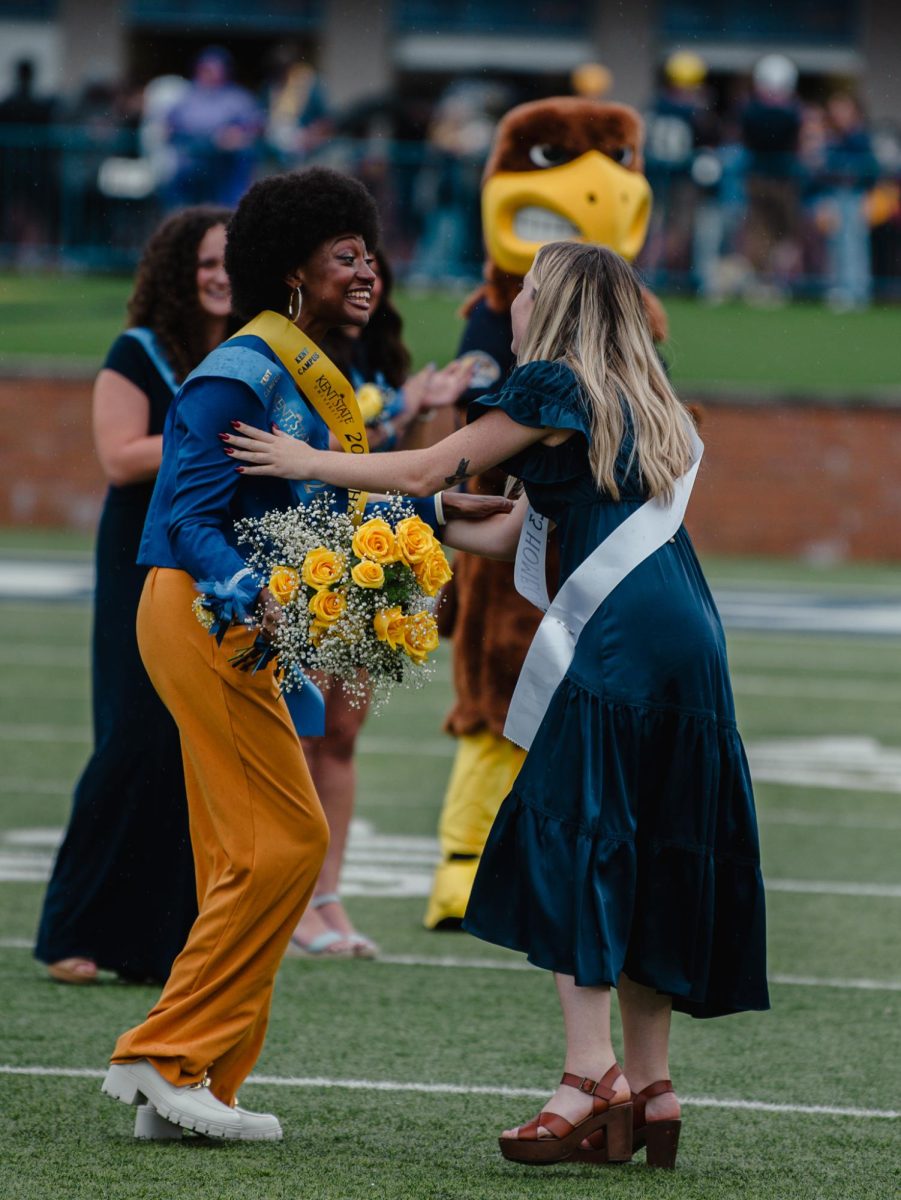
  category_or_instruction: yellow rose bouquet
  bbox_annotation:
[213,495,451,706]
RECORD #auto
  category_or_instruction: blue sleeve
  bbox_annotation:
[468,360,591,437]
[167,375,264,609]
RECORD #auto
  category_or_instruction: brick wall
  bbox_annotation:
[685,398,901,562]
[2,374,900,561]
[0,375,104,530]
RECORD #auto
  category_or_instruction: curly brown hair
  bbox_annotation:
[356,248,411,388]
[126,206,233,383]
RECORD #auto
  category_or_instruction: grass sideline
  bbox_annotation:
[0,547,899,1198]
[1,271,899,397]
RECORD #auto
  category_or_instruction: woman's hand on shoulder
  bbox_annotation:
[222,422,314,479]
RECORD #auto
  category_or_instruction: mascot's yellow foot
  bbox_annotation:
[423,855,481,930]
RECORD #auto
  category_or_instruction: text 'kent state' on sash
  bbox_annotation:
[230,309,371,522]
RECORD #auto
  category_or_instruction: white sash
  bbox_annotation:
[505,429,704,750]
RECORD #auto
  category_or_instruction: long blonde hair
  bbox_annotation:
[516,242,693,500]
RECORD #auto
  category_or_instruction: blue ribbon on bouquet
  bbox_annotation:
[195,577,326,738]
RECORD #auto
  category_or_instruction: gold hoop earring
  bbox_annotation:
[287,285,303,321]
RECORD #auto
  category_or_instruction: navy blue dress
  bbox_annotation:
[35,333,196,983]
[462,361,769,1018]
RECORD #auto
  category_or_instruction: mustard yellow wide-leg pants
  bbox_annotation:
[111,568,329,1105]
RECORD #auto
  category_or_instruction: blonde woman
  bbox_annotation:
[223,243,769,1169]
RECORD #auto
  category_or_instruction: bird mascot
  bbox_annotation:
[425,96,666,929]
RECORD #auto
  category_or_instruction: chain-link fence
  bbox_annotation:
[2,126,900,302]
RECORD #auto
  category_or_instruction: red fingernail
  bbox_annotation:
[236,466,245,473]
[218,433,229,440]
[224,447,235,455]
[230,420,241,428]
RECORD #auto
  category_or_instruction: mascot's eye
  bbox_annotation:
[528,144,572,169]
[608,146,635,167]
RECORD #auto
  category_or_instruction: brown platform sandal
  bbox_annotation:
[498,1063,633,1166]
[570,1078,681,1169]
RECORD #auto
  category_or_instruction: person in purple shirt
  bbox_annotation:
[165,46,263,208]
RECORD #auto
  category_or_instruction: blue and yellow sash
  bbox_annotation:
[231,310,370,522]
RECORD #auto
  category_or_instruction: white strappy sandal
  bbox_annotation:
[310,892,379,958]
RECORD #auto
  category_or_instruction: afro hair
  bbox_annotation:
[225,167,380,318]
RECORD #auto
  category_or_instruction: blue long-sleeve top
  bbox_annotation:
[138,334,440,610]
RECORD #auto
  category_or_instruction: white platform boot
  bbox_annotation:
[102,1061,282,1141]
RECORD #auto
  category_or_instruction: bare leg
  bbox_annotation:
[291,677,371,948]
[617,972,681,1123]
[503,973,629,1138]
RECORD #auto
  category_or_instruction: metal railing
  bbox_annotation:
[1,125,899,301]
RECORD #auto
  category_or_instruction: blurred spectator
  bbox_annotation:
[798,103,831,287]
[262,44,331,165]
[0,58,57,260]
[868,121,901,297]
[814,92,880,310]
[409,81,507,286]
[643,52,719,282]
[570,62,614,101]
[59,78,139,259]
[139,73,190,195]
[740,54,803,301]
[164,46,263,208]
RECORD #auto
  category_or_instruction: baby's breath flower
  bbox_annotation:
[233,494,438,710]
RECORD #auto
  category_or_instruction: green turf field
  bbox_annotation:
[0,548,898,1199]
[1,271,899,397]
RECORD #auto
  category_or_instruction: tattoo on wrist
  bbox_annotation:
[444,457,471,486]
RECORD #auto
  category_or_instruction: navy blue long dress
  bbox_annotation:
[34,333,196,983]
[462,361,769,1019]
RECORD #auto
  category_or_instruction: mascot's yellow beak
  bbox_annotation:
[482,149,652,276]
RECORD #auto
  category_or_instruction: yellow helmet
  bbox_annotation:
[664,51,707,88]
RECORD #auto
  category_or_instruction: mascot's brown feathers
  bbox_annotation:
[444,96,668,736]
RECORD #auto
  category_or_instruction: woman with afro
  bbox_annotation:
[101,168,503,1141]
[291,246,472,959]
[35,205,233,987]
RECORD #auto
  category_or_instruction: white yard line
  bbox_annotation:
[4,940,900,993]
[0,724,90,743]
[766,879,901,898]
[758,809,901,831]
[0,647,87,668]
[1,844,897,899]
[732,674,901,703]
[0,780,72,795]
[0,1064,896,1120]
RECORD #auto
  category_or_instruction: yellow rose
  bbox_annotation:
[395,515,437,565]
[352,517,398,563]
[413,547,453,597]
[308,589,346,625]
[351,559,386,589]
[356,382,384,424]
[402,611,439,662]
[301,546,345,590]
[373,606,406,650]
[268,565,300,606]
[192,595,215,631]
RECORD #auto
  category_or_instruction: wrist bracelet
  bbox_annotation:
[433,491,446,526]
